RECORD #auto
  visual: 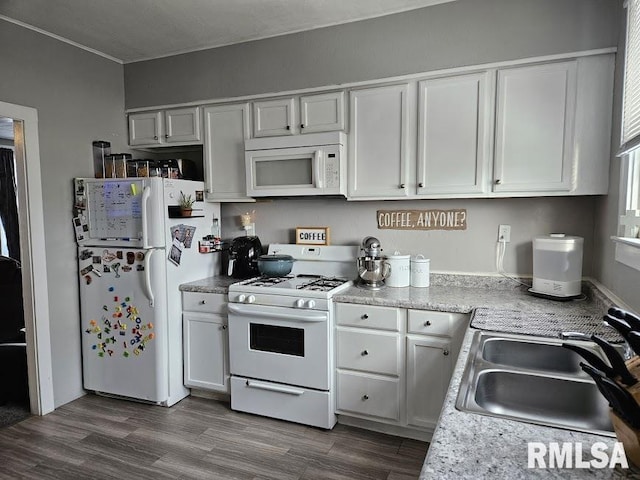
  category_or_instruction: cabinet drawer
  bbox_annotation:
[407,310,467,337]
[336,328,400,375]
[336,370,400,421]
[182,292,227,314]
[335,303,401,331]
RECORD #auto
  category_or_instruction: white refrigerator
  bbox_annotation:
[75,177,220,406]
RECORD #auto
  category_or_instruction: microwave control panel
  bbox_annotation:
[325,153,340,189]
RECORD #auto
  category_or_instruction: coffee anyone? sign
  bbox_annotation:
[377,209,467,231]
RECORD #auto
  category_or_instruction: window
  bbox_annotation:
[615,0,640,269]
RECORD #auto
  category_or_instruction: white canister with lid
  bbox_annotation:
[411,255,430,287]
[385,251,411,287]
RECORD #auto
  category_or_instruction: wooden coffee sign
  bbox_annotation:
[377,209,467,231]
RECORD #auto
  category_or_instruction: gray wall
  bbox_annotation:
[0,19,128,407]
[223,196,598,276]
[124,0,619,108]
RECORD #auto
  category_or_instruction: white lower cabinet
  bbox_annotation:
[406,335,452,429]
[335,303,467,437]
[183,292,229,393]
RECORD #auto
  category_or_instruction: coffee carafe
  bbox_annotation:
[356,236,390,290]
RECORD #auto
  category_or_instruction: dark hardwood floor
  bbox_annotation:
[0,394,429,479]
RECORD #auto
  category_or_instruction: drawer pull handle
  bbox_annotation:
[443,349,450,356]
[362,394,369,401]
[361,314,369,319]
[361,350,369,356]
[424,321,431,327]
[199,300,206,305]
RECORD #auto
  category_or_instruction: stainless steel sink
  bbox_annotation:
[456,331,615,436]
[481,336,587,376]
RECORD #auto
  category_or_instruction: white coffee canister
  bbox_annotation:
[385,251,411,287]
[411,255,431,287]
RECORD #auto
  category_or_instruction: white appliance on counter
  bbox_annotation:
[75,177,220,406]
[228,243,357,428]
[244,132,346,197]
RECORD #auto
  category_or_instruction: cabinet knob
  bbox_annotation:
[361,350,369,356]
[165,134,169,139]
[286,125,291,130]
[418,182,424,188]
[153,135,158,140]
[221,325,228,330]
[361,314,369,320]
[199,300,206,305]
[443,349,450,356]
[495,179,502,185]
[400,183,405,189]
[300,124,305,129]
[362,394,369,401]
[423,321,431,327]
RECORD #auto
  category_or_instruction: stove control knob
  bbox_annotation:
[246,295,256,304]
[306,300,316,309]
[237,294,246,303]
[295,299,305,308]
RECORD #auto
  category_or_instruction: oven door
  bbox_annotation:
[228,303,330,390]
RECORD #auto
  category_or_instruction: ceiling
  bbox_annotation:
[0,0,454,64]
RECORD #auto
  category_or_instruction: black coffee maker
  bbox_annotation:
[226,236,262,279]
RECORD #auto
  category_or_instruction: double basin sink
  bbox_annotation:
[456,331,615,436]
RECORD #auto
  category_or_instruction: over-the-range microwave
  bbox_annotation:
[244,131,346,197]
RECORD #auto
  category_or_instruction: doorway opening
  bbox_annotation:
[0,102,54,417]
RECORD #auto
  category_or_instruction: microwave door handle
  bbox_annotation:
[314,150,323,188]
[141,185,151,248]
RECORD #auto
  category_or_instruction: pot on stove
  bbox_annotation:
[257,254,296,277]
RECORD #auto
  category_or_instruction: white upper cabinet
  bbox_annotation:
[300,91,345,133]
[128,106,201,146]
[253,91,345,137]
[493,61,577,193]
[253,98,296,137]
[203,103,254,202]
[348,84,411,198]
[417,72,493,195]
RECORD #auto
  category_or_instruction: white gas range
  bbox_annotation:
[227,243,357,429]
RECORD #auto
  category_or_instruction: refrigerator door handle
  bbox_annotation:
[141,186,151,249]
[143,249,155,307]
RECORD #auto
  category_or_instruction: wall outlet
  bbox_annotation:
[498,224,511,242]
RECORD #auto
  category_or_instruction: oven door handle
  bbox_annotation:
[245,379,305,396]
[228,303,327,322]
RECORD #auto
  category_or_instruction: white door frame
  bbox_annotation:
[1,101,54,415]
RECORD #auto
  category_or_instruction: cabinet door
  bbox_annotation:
[183,312,229,392]
[406,335,452,429]
[164,107,201,143]
[494,61,577,193]
[128,111,163,146]
[299,91,345,133]
[203,103,254,202]
[253,98,296,137]
[417,72,492,195]
[348,84,410,198]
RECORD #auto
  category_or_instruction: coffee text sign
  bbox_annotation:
[377,209,467,230]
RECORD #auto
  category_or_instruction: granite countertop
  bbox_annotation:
[179,276,237,294]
